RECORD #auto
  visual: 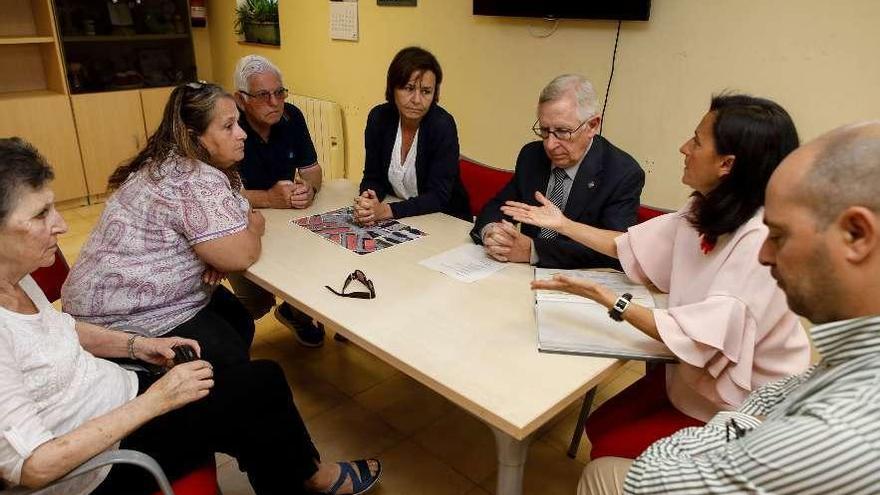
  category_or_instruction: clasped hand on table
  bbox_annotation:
[266,178,315,209]
[481,220,532,263]
[352,189,392,226]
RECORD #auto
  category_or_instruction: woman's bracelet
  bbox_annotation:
[127,334,140,360]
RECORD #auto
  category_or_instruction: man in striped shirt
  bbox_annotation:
[580,121,880,494]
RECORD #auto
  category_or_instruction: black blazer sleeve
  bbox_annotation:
[532,164,644,268]
[359,105,391,199]
[470,161,522,244]
[389,108,461,219]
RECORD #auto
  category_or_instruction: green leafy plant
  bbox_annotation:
[234,0,279,35]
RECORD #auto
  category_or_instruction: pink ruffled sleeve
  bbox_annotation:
[653,228,803,407]
[615,211,682,291]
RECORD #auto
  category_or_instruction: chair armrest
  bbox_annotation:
[1,449,174,495]
[70,449,174,494]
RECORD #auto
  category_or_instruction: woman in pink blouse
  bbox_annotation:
[502,94,812,459]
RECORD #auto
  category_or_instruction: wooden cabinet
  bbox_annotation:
[69,87,176,197]
[71,90,146,196]
[140,86,174,136]
[0,92,88,201]
[54,0,196,95]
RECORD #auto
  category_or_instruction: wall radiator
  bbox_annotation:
[291,94,346,180]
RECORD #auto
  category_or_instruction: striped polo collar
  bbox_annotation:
[811,315,880,367]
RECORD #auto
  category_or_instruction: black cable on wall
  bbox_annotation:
[599,20,622,135]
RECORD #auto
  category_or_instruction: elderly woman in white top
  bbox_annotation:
[354,46,471,224]
[0,138,380,495]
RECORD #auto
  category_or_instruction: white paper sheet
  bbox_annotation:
[419,244,507,283]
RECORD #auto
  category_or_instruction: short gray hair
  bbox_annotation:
[801,121,880,227]
[233,54,283,93]
[539,74,598,121]
[0,137,54,225]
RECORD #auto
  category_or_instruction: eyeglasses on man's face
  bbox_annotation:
[325,269,376,299]
[240,87,289,103]
[532,116,597,141]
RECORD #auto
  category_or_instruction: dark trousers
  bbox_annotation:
[165,285,255,369]
[93,360,321,495]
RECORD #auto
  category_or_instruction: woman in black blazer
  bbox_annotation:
[354,47,471,223]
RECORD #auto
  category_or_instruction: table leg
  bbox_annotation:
[490,426,535,495]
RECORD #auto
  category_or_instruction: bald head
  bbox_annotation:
[761,122,880,322]
[781,121,880,228]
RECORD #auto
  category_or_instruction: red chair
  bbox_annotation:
[30,250,69,303]
[458,155,514,217]
[30,251,221,495]
[637,204,672,224]
[566,203,675,459]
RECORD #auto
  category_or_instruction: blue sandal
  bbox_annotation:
[320,459,382,495]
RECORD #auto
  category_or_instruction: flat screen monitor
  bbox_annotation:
[473,0,651,21]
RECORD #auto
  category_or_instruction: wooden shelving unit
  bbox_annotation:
[0,0,68,95]
[55,0,196,94]
[0,0,86,202]
[63,33,189,43]
[0,0,193,204]
[0,35,55,44]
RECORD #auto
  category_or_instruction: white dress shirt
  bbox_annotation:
[388,123,420,200]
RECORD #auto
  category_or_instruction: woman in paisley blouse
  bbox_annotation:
[62,82,265,368]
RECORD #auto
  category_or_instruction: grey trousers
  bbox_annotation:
[577,457,633,495]
[227,272,276,320]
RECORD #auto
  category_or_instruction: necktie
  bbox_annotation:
[538,167,569,239]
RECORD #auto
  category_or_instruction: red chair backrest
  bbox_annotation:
[637,205,671,224]
[459,156,514,217]
[30,251,70,303]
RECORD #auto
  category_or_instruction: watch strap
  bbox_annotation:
[608,293,634,321]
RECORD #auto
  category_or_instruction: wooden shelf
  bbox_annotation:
[0,35,55,44]
[63,33,189,43]
[0,88,65,101]
[237,40,281,48]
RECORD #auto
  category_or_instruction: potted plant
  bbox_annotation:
[234,0,280,45]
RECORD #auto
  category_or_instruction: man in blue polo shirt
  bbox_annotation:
[228,54,326,347]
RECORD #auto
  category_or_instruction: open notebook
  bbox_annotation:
[534,268,676,362]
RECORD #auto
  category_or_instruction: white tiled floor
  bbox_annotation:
[58,203,644,495]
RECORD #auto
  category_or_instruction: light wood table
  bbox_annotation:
[246,180,623,495]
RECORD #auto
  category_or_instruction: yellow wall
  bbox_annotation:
[192,26,214,82]
[201,0,880,208]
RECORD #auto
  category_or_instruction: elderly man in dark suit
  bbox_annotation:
[471,74,644,269]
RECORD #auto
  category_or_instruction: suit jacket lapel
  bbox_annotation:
[564,135,606,220]
[383,109,400,165]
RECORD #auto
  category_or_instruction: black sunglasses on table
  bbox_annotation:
[325,270,376,299]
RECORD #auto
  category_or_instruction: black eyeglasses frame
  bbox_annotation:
[325,269,376,299]
[239,87,289,103]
